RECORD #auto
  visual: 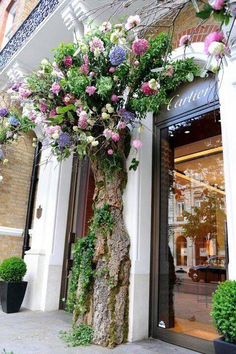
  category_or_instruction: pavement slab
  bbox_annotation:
[0,309,199,354]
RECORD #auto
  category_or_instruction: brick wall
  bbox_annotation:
[0,235,23,262]
[0,0,39,48]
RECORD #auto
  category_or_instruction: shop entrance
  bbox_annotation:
[59,156,94,309]
[150,78,228,354]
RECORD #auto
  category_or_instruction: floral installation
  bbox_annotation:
[196,0,232,24]
[0,15,200,347]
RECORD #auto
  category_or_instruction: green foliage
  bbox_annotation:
[0,257,27,282]
[62,69,90,97]
[99,152,123,179]
[54,43,81,67]
[211,281,236,343]
[66,205,113,316]
[60,324,93,346]
[97,76,113,98]
[196,2,231,25]
[129,158,139,171]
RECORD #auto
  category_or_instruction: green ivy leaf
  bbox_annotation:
[56,104,76,114]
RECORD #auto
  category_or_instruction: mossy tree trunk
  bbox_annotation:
[73,153,131,347]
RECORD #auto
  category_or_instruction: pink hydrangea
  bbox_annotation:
[63,56,73,67]
[204,31,224,54]
[89,37,105,53]
[179,35,191,47]
[18,87,32,99]
[86,86,97,96]
[107,149,113,155]
[44,125,61,136]
[132,139,142,149]
[50,82,61,95]
[210,0,225,10]
[78,116,88,129]
[141,82,158,96]
[111,94,119,102]
[103,128,113,139]
[111,132,120,142]
[125,15,141,30]
[132,39,149,56]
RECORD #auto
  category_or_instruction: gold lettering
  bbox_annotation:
[167,94,179,111]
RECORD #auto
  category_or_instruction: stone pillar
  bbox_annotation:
[23,149,72,311]
[218,22,236,279]
[123,113,153,341]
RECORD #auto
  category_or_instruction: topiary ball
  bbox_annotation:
[0,256,27,282]
[211,280,236,343]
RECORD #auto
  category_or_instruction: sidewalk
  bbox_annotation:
[0,309,199,354]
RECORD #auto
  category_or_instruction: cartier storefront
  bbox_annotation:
[150,76,227,354]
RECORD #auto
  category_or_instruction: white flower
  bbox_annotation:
[52,132,59,140]
[100,21,112,32]
[110,32,119,44]
[102,112,110,120]
[91,140,99,147]
[113,76,119,82]
[73,126,79,132]
[41,58,49,66]
[3,159,8,165]
[0,176,3,183]
[87,136,94,144]
[208,41,225,56]
[125,15,141,30]
[13,134,18,140]
[148,79,159,90]
[94,48,101,58]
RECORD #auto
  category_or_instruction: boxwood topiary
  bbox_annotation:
[211,280,236,343]
[0,257,27,282]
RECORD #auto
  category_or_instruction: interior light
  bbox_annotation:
[184,130,190,134]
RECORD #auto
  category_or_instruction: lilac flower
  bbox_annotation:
[119,109,136,122]
[18,87,31,100]
[58,132,72,148]
[39,101,48,113]
[103,128,113,139]
[132,38,149,56]
[11,82,22,92]
[109,46,126,66]
[0,108,8,117]
[51,82,61,95]
[89,37,105,53]
[86,86,97,96]
[111,94,119,103]
[8,116,20,126]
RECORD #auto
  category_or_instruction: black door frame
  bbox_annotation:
[150,101,221,354]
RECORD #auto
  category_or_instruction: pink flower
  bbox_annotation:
[80,54,89,75]
[45,125,61,136]
[39,100,48,113]
[141,82,158,96]
[179,35,191,47]
[78,111,88,129]
[111,94,119,103]
[107,149,113,155]
[204,31,224,54]
[111,132,120,142]
[49,108,57,117]
[134,60,139,66]
[125,15,141,30]
[210,0,225,10]
[109,67,116,73]
[18,87,31,99]
[132,38,149,56]
[89,37,105,53]
[132,139,142,149]
[86,86,97,96]
[89,71,95,77]
[103,128,113,139]
[63,56,73,67]
[50,82,61,95]
[118,121,126,129]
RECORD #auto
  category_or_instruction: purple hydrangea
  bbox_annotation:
[109,46,126,66]
[58,132,72,149]
[0,108,8,117]
[119,109,136,122]
[8,116,20,126]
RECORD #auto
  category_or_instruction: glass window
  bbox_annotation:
[158,109,227,341]
[2,1,17,48]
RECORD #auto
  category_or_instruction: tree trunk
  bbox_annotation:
[75,157,131,347]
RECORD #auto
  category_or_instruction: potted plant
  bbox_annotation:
[211,280,236,354]
[0,256,27,313]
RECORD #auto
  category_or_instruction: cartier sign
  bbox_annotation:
[157,76,217,121]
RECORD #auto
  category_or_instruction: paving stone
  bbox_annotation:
[0,309,199,354]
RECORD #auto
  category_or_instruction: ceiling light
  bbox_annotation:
[184,130,190,134]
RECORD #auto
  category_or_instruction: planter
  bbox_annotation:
[214,337,236,354]
[0,281,27,313]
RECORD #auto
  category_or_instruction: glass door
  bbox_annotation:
[153,109,227,353]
